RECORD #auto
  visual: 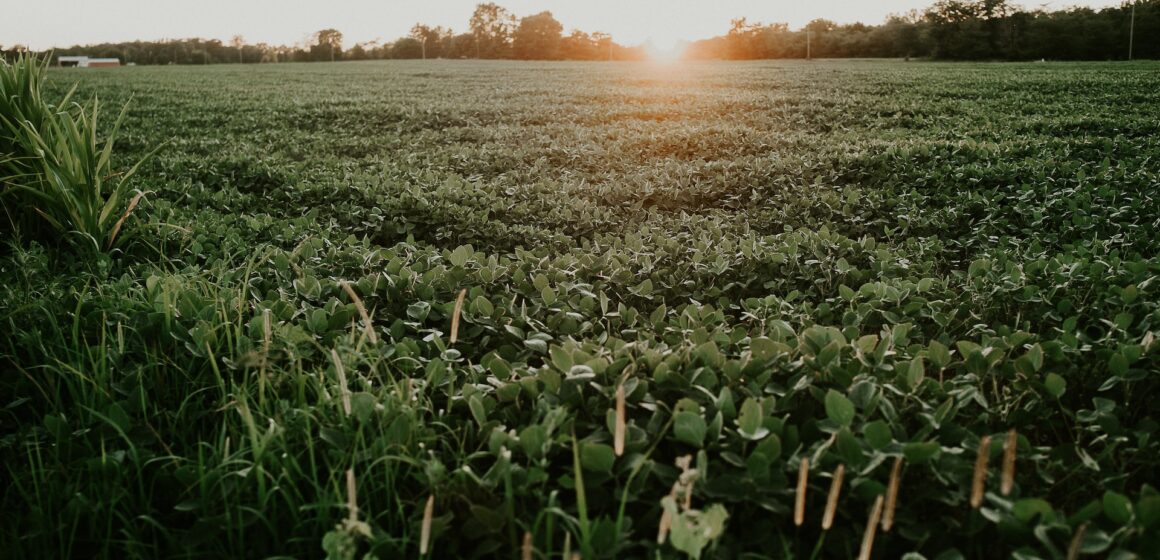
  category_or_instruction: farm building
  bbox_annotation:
[58,56,121,68]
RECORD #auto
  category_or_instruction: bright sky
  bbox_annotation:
[4,0,1127,51]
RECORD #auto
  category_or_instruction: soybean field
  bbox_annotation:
[3,59,1160,559]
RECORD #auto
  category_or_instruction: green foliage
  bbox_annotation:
[1,60,1159,559]
[0,53,153,251]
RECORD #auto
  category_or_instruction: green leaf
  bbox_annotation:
[736,398,768,440]
[1027,344,1044,371]
[1137,496,1160,529]
[350,392,376,423]
[1080,528,1112,554]
[1103,491,1133,525]
[816,340,842,369]
[903,441,941,464]
[863,420,892,450]
[448,244,472,267]
[1108,353,1129,377]
[693,341,723,368]
[1012,498,1053,523]
[825,389,856,427]
[907,356,925,390]
[471,295,494,316]
[650,304,667,324]
[750,336,778,361]
[468,395,487,428]
[549,346,573,372]
[836,427,863,467]
[1044,373,1066,398]
[927,340,951,370]
[632,278,653,297]
[674,411,707,447]
[580,443,615,473]
[519,425,547,459]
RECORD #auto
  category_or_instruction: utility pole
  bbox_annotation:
[1129,0,1136,60]
[421,36,427,60]
[806,31,812,59]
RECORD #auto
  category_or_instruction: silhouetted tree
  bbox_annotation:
[513,11,564,59]
[311,28,343,62]
[469,3,516,58]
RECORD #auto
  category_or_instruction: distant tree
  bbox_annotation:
[231,35,245,63]
[561,30,607,59]
[388,38,424,59]
[311,28,343,62]
[469,3,516,58]
[513,11,564,59]
[882,11,927,58]
[411,24,453,59]
[592,32,613,60]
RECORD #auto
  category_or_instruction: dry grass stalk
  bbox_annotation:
[260,308,272,391]
[521,531,534,560]
[345,468,358,521]
[859,495,885,560]
[795,457,809,527]
[420,494,435,555]
[262,308,272,354]
[1066,522,1088,560]
[340,281,378,344]
[822,464,845,530]
[971,435,992,508]
[107,190,148,248]
[657,507,673,544]
[450,288,467,344]
[1001,429,1017,496]
[331,348,351,416]
[614,383,626,456]
[883,457,903,532]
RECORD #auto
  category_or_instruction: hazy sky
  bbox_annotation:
[5,0,1127,51]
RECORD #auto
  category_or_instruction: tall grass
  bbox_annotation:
[0,53,153,252]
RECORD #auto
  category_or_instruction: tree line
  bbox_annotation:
[1,3,643,65]
[687,0,1157,60]
[1,0,1154,64]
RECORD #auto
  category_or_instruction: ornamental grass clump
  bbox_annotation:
[0,53,154,252]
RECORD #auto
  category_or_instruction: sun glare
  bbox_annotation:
[644,36,687,63]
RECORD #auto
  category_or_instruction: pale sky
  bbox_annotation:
[4,0,1127,51]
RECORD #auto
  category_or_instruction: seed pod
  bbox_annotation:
[614,384,626,456]
[450,289,467,344]
[883,457,903,532]
[341,281,378,344]
[795,457,809,527]
[1066,522,1089,560]
[521,531,533,560]
[1001,429,1017,496]
[346,468,358,521]
[971,435,992,509]
[332,349,351,416]
[859,495,885,560]
[420,495,435,555]
[822,464,845,530]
